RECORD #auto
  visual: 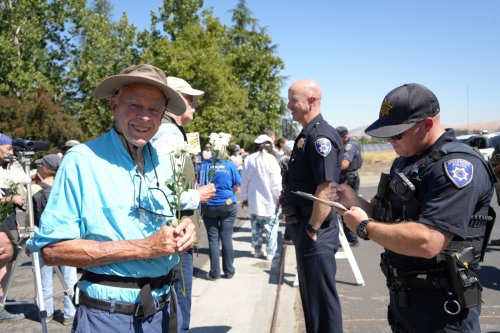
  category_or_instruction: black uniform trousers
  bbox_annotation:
[290,214,343,333]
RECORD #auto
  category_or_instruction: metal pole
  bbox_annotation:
[0,152,49,332]
[466,85,470,134]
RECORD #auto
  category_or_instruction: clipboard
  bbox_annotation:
[292,191,348,212]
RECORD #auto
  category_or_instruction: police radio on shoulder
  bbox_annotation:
[356,218,373,240]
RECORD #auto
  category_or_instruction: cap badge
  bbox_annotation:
[444,158,473,189]
[380,99,392,118]
[315,138,332,157]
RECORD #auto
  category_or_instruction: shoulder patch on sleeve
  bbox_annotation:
[314,138,332,157]
[443,158,473,188]
[345,143,352,151]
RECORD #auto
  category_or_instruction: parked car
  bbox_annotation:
[456,134,475,143]
[457,132,500,161]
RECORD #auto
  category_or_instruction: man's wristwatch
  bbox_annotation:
[356,218,373,240]
[306,224,319,234]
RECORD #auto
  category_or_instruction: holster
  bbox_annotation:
[443,249,482,309]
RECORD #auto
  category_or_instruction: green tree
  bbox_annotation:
[0,0,88,146]
[140,0,248,144]
[140,0,285,146]
[0,0,287,147]
[66,0,139,137]
[0,0,82,99]
[226,0,286,138]
[0,90,84,154]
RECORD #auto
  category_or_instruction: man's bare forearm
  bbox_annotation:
[366,221,452,259]
[309,182,333,229]
[42,236,173,268]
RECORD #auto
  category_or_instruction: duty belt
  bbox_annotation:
[380,254,448,308]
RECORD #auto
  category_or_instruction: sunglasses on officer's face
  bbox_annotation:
[390,133,403,141]
[388,121,425,141]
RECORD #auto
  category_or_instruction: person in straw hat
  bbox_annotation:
[27,64,197,332]
[151,76,216,332]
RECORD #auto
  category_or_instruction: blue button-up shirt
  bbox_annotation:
[28,130,181,303]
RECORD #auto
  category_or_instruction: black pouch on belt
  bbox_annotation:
[443,248,482,308]
[282,204,300,224]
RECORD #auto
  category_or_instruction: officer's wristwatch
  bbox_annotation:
[306,224,319,234]
[356,218,373,240]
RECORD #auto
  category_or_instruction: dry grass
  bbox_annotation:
[361,150,397,164]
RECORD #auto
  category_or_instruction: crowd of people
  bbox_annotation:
[0,64,499,333]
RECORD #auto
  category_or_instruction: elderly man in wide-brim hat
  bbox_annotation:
[27,64,197,332]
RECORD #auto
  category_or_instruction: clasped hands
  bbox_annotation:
[147,217,196,257]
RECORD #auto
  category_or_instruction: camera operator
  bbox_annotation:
[0,132,25,321]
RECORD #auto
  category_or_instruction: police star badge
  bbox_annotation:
[297,137,305,149]
[315,138,332,157]
[444,158,473,188]
[380,99,392,118]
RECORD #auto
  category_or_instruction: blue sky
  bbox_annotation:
[111,0,500,132]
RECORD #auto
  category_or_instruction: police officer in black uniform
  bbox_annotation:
[283,79,344,333]
[332,83,495,333]
[336,126,363,246]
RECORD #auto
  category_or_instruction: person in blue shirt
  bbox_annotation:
[198,154,241,280]
[27,64,197,333]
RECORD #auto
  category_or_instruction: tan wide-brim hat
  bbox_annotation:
[93,64,187,115]
[166,76,205,102]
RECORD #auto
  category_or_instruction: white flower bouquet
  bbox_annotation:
[157,142,198,295]
[207,132,232,182]
[0,167,30,223]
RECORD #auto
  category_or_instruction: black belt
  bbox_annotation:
[80,270,177,319]
[80,270,175,290]
[79,291,169,317]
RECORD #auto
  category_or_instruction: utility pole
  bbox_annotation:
[466,85,470,134]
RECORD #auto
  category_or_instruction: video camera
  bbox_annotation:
[12,138,50,154]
